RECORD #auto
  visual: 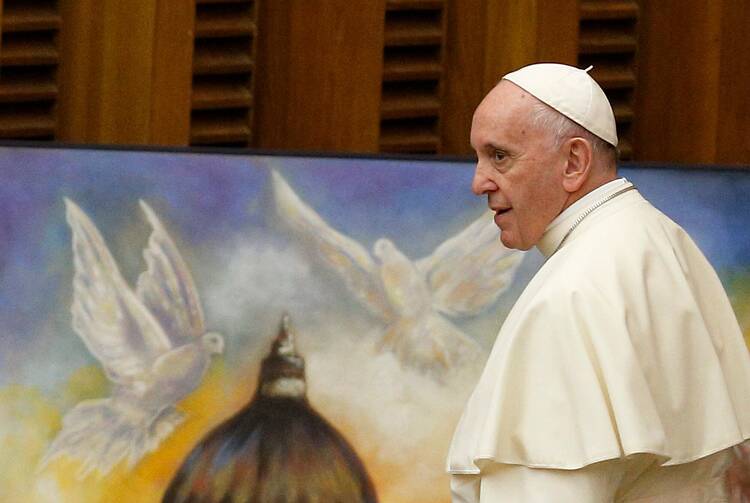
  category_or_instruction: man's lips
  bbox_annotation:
[492,207,512,226]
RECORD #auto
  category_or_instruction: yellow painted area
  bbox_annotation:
[0,386,61,502]
[27,360,259,503]
[61,365,110,409]
[726,270,750,349]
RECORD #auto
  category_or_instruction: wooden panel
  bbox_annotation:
[255,0,385,152]
[715,0,750,164]
[441,0,578,155]
[0,0,60,140]
[58,0,195,145]
[57,0,157,143]
[149,0,195,145]
[56,0,94,140]
[440,0,487,154]
[634,0,723,163]
[483,0,578,87]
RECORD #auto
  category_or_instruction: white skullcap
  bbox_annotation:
[502,63,618,147]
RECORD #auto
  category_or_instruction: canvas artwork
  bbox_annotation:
[0,145,748,502]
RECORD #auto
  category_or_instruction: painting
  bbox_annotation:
[0,145,748,502]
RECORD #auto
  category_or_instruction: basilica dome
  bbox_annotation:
[162,314,377,503]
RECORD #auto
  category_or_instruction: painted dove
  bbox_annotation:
[271,171,524,377]
[39,199,224,478]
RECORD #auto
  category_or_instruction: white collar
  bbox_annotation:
[537,178,632,258]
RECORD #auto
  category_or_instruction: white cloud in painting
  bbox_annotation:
[301,315,483,503]
[199,232,361,353]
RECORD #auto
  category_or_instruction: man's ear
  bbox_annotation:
[561,137,593,193]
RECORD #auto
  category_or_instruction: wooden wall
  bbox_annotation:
[634,0,750,164]
[56,0,194,145]
[442,0,578,155]
[254,0,385,153]
[0,0,746,165]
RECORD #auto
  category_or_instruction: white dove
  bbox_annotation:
[271,171,524,377]
[39,199,224,478]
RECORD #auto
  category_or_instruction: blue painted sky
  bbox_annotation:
[0,146,748,388]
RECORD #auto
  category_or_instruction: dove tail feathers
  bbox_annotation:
[38,397,183,479]
[376,313,482,378]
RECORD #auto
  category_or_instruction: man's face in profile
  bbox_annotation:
[470,81,568,251]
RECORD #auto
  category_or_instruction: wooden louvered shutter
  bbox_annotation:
[379,0,446,154]
[578,0,639,160]
[0,0,60,139]
[190,0,258,147]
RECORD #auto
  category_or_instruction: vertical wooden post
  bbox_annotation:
[57,0,193,145]
[634,0,723,163]
[441,0,578,155]
[0,0,4,56]
[149,0,195,145]
[254,0,386,152]
[715,0,750,164]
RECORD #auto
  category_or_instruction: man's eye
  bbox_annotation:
[493,150,506,162]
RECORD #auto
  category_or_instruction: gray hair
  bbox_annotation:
[529,99,617,166]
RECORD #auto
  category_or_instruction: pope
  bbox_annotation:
[447,63,750,502]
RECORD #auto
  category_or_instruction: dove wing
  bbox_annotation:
[136,201,205,345]
[416,211,525,317]
[271,171,391,319]
[65,199,173,385]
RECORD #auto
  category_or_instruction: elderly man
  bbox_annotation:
[447,63,750,502]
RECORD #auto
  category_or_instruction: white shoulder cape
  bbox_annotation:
[447,190,750,473]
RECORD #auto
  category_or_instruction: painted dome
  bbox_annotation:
[163,314,378,503]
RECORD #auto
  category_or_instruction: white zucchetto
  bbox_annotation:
[503,63,618,147]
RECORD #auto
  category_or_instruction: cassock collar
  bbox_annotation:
[537,178,632,258]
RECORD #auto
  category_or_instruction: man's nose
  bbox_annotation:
[471,165,495,195]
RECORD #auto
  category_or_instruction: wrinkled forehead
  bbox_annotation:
[474,80,538,122]
[470,81,541,145]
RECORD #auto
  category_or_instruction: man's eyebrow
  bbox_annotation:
[484,142,509,153]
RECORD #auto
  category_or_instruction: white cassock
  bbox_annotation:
[447,178,750,502]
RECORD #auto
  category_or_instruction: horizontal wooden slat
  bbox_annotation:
[197,0,251,4]
[589,66,636,88]
[191,116,250,144]
[2,4,61,32]
[579,33,637,54]
[195,13,255,38]
[0,39,58,66]
[193,47,253,74]
[0,79,57,102]
[612,103,634,122]
[384,23,443,46]
[192,81,252,109]
[580,1,638,20]
[381,93,440,119]
[387,0,444,10]
[618,137,633,159]
[380,130,439,152]
[0,111,55,137]
[382,60,441,80]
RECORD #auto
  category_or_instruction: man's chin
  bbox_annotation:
[500,232,533,251]
[500,233,520,250]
